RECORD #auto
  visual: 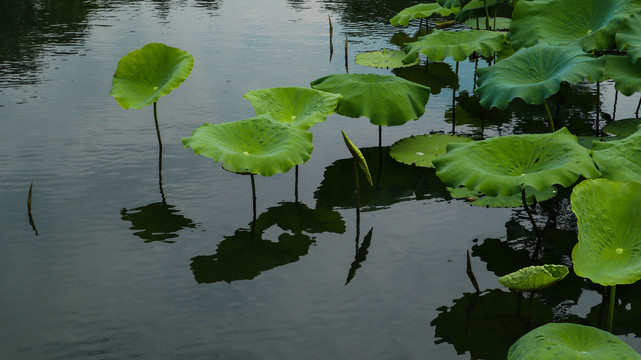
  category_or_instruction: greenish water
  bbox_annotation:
[1,0,640,359]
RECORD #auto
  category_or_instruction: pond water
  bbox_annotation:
[2,0,641,359]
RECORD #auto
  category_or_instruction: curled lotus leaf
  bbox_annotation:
[616,12,641,63]
[243,87,341,130]
[181,116,313,177]
[448,185,557,208]
[510,0,641,51]
[432,127,601,197]
[571,179,641,286]
[404,29,507,62]
[498,264,569,291]
[390,133,473,168]
[110,43,194,109]
[602,118,641,137]
[602,55,641,96]
[508,323,641,360]
[591,126,641,183]
[355,49,419,69]
[341,130,373,187]
[390,3,459,27]
[310,73,430,127]
[476,41,605,109]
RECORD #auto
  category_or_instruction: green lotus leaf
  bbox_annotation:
[476,41,605,109]
[390,133,473,168]
[510,0,641,51]
[404,29,507,62]
[571,178,641,286]
[110,43,194,109]
[498,264,568,291]
[616,11,641,63]
[182,116,313,177]
[432,127,601,197]
[602,118,641,137]
[243,87,341,130]
[465,16,511,30]
[455,0,504,22]
[390,3,459,27]
[310,73,431,126]
[508,323,641,360]
[355,49,419,69]
[448,185,557,207]
[591,126,641,183]
[437,0,461,8]
[602,55,641,96]
[341,130,373,187]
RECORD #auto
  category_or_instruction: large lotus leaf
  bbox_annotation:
[437,0,461,8]
[182,116,313,177]
[354,49,419,69]
[341,130,373,186]
[602,55,641,96]
[616,11,641,63]
[510,0,641,51]
[602,118,641,137]
[591,127,641,183]
[432,127,601,197]
[508,323,641,360]
[498,264,569,291]
[243,87,341,130]
[571,178,641,286]
[455,0,504,22]
[476,41,605,110]
[110,43,194,109]
[404,29,507,62]
[390,3,459,26]
[310,74,430,126]
[448,185,557,207]
[390,133,473,168]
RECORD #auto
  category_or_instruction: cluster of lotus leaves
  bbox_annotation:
[508,323,641,360]
[403,29,507,62]
[354,49,419,69]
[509,0,641,51]
[571,178,641,286]
[390,3,459,27]
[616,11,641,63]
[341,130,373,187]
[432,128,601,197]
[498,264,569,291]
[310,74,430,127]
[602,55,641,96]
[591,126,641,183]
[243,87,341,130]
[110,43,194,109]
[390,133,473,168]
[181,116,313,177]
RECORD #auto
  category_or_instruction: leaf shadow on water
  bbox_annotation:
[121,201,198,243]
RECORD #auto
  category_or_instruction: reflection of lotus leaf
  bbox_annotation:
[392,61,458,95]
[602,55,641,96]
[404,29,507,62]
[310,73,430,126]
[476,41,605,110]
[444,91,511,127]
[572,179,641,286]
[390,3,459,27]
[390,133,473,168]
[616,12,641,63]
[254,201,346,235]
[110,43,194,109]
[433,128,601,197]
[498,264,569,291]
[448,185,557,208]
[602,118,641,137]
[121,202,196,243]
[591,126,641,183]
[181,116,313,176]
[508,323,641,360]
[510,0,641,51]
[243,87,341,130]
[354,49,418,69]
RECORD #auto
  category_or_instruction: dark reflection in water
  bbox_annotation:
[191,202,345,283]
[586,282,641,336]
[345,226,373,285]
[393,61,458,95]
[445,91,511,135]
[121,202,197,243]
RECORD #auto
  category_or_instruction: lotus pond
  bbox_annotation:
[3,0,641,359]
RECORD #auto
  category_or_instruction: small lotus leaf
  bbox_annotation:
[404,29,507,62]
[508,323,641,360]
[243,87,341,130]
[437,0,461,8]
[310,74,431,126]
[616,11,641,63]
[602,55,641,96]
[591,126,641,183]
[390,133,473,168]
[390,3,459,27]
[432,128,601,197]
[498,264,568,291]
[182,116,313,177]
[355,49,419,69]
[341,130,373,187]
[602,118,641,137]
[571,178,641,286]
[464,16,511,31]
[448,185,557,208]
[510,0,641,51]
[476,41,605,109]
[110,43,194,109]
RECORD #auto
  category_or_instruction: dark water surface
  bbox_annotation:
[2,0,641,359]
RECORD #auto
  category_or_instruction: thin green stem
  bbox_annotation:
[543,100,555,132]
[354,160,361,226]
[483,0,490,30]
[251,174,257,225]
[609,285,616,333]
[153,102,163,150]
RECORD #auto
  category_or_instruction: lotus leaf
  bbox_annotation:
[437,0,461,8]
[602,55,641,96]
[390,3,459,26]
[455,0,504,22]
[508,323,641,360]
[404,29,507,62]
[464,16,511,31]
[591,127,641,183]
[616,11,641,63]
[510,0,641,51]
[181,116,313,177]
[390,133,473,168]
[476,41,605,109]
[354,49,418,69]
[110,43,194,109]
[341,130,373,187]
[243,87,341,130]
[448,185,557,207]
[432,128,601,197]
[571,179,641,286]
[310,74,431,126]
[498,264,568,291]
[602,118,641,137]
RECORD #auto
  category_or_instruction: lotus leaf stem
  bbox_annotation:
[543,100,555,132]
[483,0,490,30]
[153,102,163,150]
[608,285,616,332]
[636,96,641,118]
[251,174,257,225]
[353,160,361,226]
[295,165,299,203]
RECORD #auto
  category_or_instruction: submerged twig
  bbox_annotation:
[28,182,38,236]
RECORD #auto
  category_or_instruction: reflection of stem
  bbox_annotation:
[159,147,166,204]
[543,100,555,132]
[354,160,361,227]
[251,174,257,225]
[466,250,481,293]
[596,81,601,134]
[521,188,543,262]
[153,102,163,150]
[608,285,616,333]
[28,183,38,236]
[636,96,641,118]
[527,292,534,331]
[452,62,459,135]
[295,165,299,204]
